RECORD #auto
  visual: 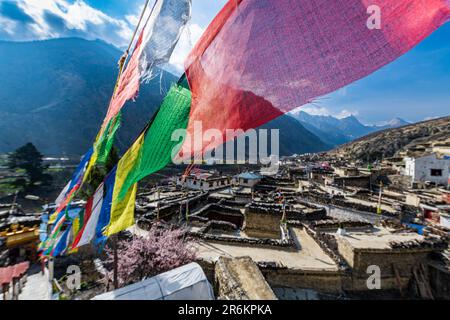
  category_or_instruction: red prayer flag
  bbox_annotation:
[102,32,145,128]
[71,191,95,249]
[182,0,450,158]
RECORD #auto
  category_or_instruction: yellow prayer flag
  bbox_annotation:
[105,183,137,236]
[68,216,81,254]
[82,150,98,185]
[104,133,144,236]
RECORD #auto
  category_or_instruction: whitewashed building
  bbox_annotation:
[233,172,263,187]
[404,153,450,186]
[177,171,230,191]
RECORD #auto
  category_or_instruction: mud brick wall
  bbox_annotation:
[303,227,351,273]
[201,221,238,233]
[216,199,247,208]
[261,268,345,294]
[351,250,439,279]
[214,258,252,300]
[188,231,295,249]
[214,259,248,300]
[337,237,435,290]
[300,192,397,217]
[429,262,450,299]
[308,219,372,230]
[244,211,281,239]
[334,176,371,189]
[195,203,245,228]
[349,250,432,291]
[0,236,9,267]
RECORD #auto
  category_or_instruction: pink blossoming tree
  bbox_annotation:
[106,225,196,287]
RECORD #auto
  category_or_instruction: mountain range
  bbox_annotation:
[330,116,450,162]
[0,38,174,156]
[0,38,408,158]
[290,111,410,147]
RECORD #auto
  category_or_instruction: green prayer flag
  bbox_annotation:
[117,84,191,199]
[95,112,122,164]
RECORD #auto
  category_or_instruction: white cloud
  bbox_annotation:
[297,105,331,116]
[169,22,204,73]
[291,105,359,119]
[0,0,210,72]
[336,109,359,119]
[0,16,17,35]
[125,13,139,27]
[7,0,133,47]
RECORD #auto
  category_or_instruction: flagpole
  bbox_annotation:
[113,235,119,289]
[157,187,160,220]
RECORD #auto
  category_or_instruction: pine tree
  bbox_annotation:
[7,143,52,190]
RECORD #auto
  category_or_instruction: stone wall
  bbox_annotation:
[388,175,413,190]
[299,192,397,217]
[333,176,371,189]
[193,203,245,228]
[303,226,351,273]
[428,262,450,299]
[336,236,443,291]
[188,229,295,249]
[137,193,211,228]
[307,219,373,231]
[215,257,277,300]
[244,211,281,239]
[261,268,345,294]
[0,236,9,267]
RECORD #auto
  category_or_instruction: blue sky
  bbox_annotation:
[0,0,448,124]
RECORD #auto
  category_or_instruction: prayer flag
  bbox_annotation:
[182,0,450,157]
[104,135,144,236]
[102,0,192,128]
[118,84,191,199]
[72,183,104,249]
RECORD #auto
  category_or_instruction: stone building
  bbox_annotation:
[404,153,450,186]
[0,206,40,264]
[177,171,230,191]
[233,172,262,188]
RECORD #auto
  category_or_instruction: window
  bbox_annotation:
[243,179,249,184]
[430,169,443,177]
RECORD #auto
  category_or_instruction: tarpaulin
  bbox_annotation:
[0,262,29,286]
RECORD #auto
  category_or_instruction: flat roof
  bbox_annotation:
[195,227,338,272]
[333,227,424,250]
